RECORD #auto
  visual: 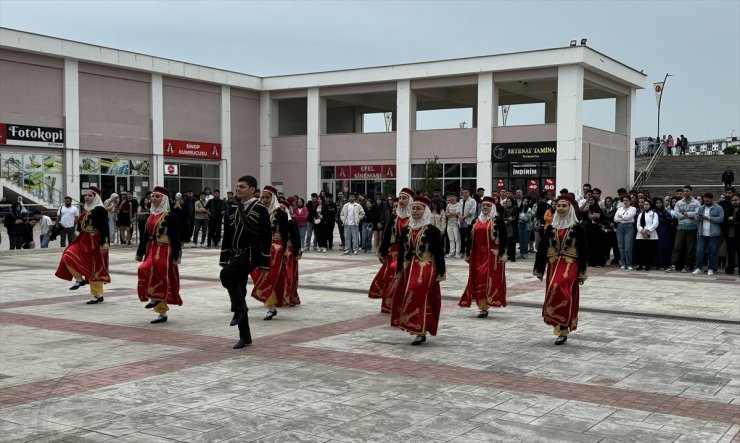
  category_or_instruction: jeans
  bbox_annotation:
[518,223,530,256]
[305,223,317,250]
[695,235,720,271]
[39,233,51,248]
[193,219,208,245]
[447,226,461,256]
[616,223,635,267]
[297,225,307,249]
[59,226,76,247]
[344,224,360,252]
[361,222,373,251]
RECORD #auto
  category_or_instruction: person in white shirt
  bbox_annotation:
[458,187,477,260]
[634,200,659,271]
[445,194,461,258]
[57,196,80,247]
[32,211,53,248]
[614,196,637,269]
[340,193,365,255]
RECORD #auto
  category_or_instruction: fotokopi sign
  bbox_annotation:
[163,139,222,160]
[0,123,65,148]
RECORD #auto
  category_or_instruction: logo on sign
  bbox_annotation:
[2,123,65,148]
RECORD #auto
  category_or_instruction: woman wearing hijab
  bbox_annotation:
[459,196,508,318]
[276,197,302,307]
[135,186,181,323]
[391,195,446,345]
[533,195,587,345]
[652,197,673,270]
[55,186,110,304]
[634,199,659,271]
[250,185,289,320]
[369,188,415,313]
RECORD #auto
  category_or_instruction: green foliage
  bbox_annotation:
[723,146,737,155]
[419,155,443,196]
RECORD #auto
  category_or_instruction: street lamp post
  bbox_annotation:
[654,73,673,155]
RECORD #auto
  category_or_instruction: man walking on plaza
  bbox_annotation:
[458,187,477,260]
[219,175,272,349]
[692,193,724,276]
[666,185,700,273]
[341,192,365,255]
[722,168,734,188]
[57,196,79,247]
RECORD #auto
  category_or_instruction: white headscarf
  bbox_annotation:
[477,202,498,222]
[150,192,170,215]
[264,190,280,213]
[408,206,431,230]
[552,201,579,230]
[84,189,104,212]
[396,192,414,219]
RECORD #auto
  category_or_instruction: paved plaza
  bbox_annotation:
[0,244,739,443]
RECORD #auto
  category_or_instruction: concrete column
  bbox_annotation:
[396,80,415,191]
[476,72,494,192]
[616,90,637,186]
[545,95,557,124]
[150,74,164,187]
[63,59,80,199]
[306,87,321,194]
[259,91,272,187]
[219,85,231,192]
[556,65,584,193]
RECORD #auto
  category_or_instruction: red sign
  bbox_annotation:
[335,164,396,180]
[543,178,556,195]
[528,179,539,192]
[496,179,505,189]
[0,123,5,145]
[164,139,221,159]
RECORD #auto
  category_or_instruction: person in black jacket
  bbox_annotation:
[3,202,25,250]
[219,176,272,349]
[533,194,587,345]
[723,169,735,188]
[206,190,226,248]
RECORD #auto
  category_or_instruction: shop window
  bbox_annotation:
[321,166,335,180]
[410,164,426,178]
[179,163,203,177]
[444,163,461,177]
[461,163,476,178]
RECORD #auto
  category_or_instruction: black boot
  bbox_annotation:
[411,335,426,346]
[70,280,87,290]
[144,300,161,309]
[230,309,247,327]
[554,336,567,345]
[234,316,253,349]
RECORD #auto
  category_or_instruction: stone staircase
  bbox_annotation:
[0,177,61,210]
[635,154,740,198]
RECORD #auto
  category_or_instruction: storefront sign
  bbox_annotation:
[164,139,221,159]
[528,179,539,192]
[1,122,65,148]
[335,164,396,180]
[511,163,539,176]
[543,178,556,195]
[492,141,556,162]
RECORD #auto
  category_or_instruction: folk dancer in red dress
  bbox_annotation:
[55,187,110,304]
[250,185,289,320]
[533,194,588,345]
[391,195,446,345]
[369,187,415,313]
[277,197,302,306]
[135,186,182,324]
[459,196,508,318]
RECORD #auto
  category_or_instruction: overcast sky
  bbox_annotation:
[1,0,738,140]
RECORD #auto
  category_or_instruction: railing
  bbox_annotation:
[0,159,66,206]
[632,142,665,191]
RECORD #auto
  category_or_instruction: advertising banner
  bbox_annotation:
[164,139,222,160]
[492,141,556,162]
[1,123,65,148]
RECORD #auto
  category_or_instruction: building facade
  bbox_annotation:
[1,28,645,205]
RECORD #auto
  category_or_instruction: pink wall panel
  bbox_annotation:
[163,80,220,142]
[230,93,260,184]
[410,128,477,161]
[271,136,307,196]
[320,132,396,163]
[0,59,63,127]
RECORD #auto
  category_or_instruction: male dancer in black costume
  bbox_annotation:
[219,175,272,349]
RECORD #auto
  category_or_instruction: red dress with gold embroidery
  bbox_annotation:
[55,208,110,284]
[459,218,507,310]
[136,212,182,305]
[390,225,445,336]
[250,210,289,306]
[369,216,409,313]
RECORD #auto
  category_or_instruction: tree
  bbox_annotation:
[419,155,442,196]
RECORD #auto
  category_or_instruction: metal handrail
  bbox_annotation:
[633,142,665,191]
[0,160,66,206]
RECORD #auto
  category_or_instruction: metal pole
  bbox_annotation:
[657,73,672,155]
